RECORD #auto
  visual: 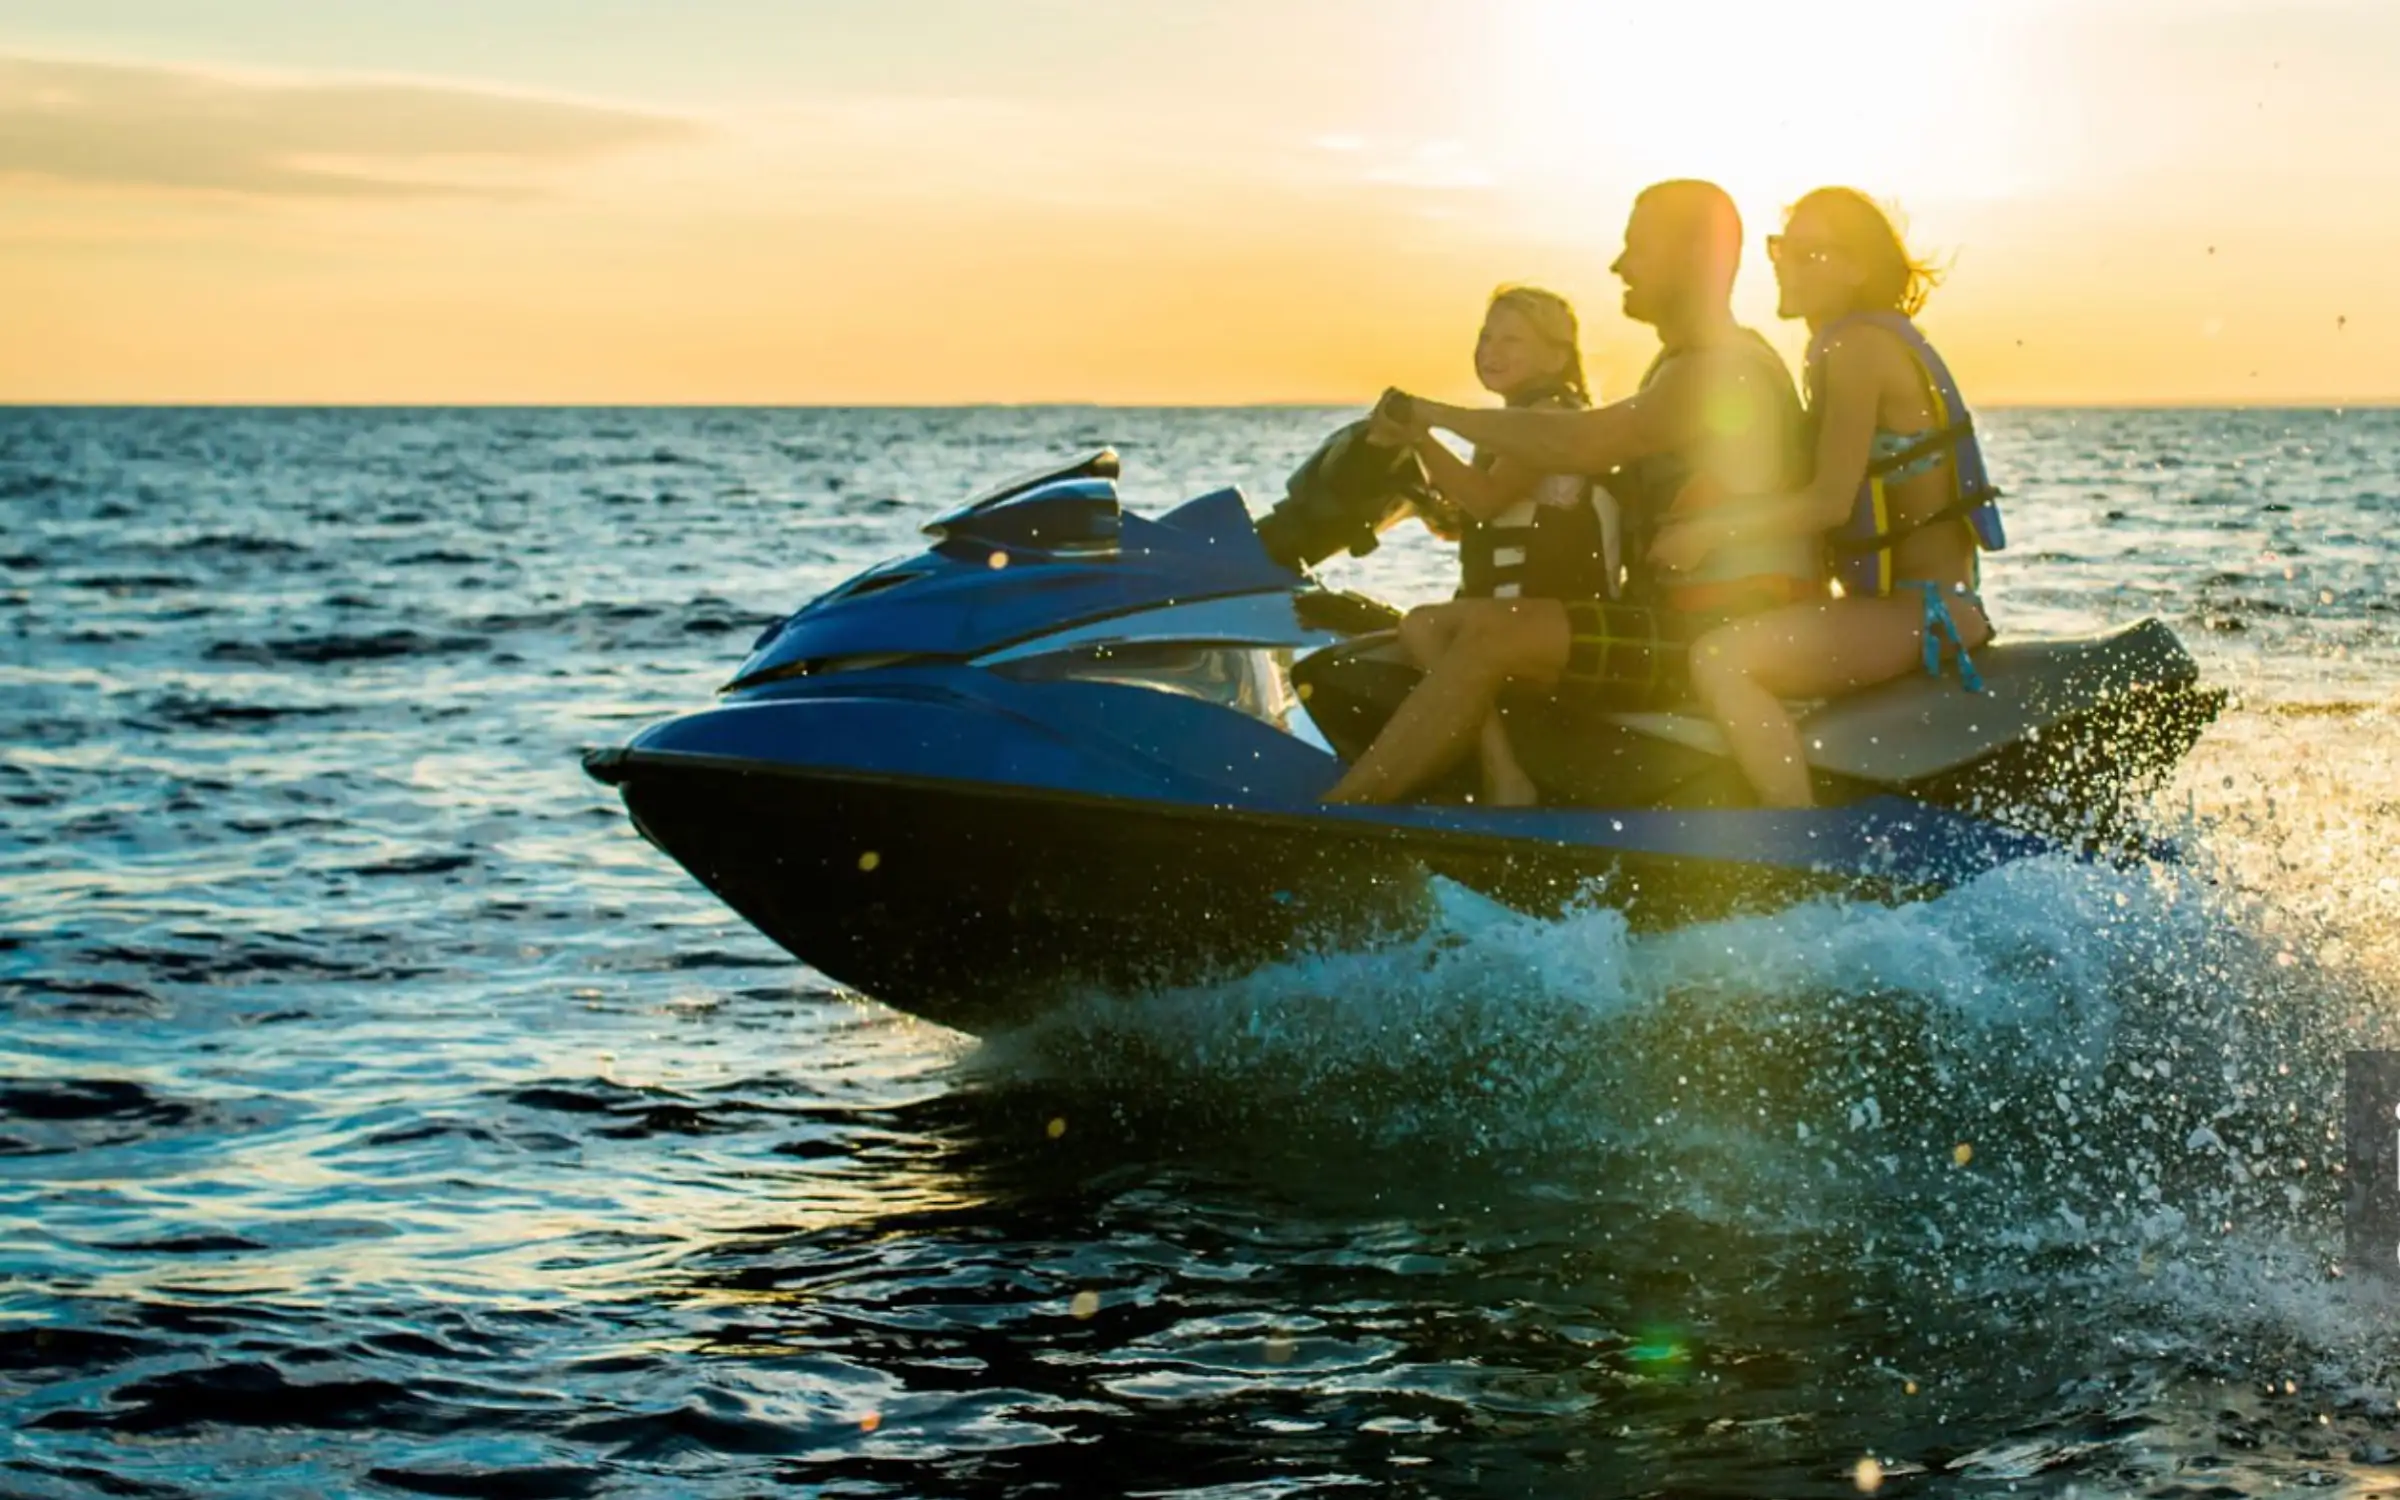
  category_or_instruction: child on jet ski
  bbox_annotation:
[1647,188,2006,808]
[1379,285,1615,806]
[1326,180,1814,806]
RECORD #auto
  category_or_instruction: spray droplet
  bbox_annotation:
[857,850,881,872]
[1070,1290,1101,1319]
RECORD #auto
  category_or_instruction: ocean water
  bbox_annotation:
[3,404,2399,1498]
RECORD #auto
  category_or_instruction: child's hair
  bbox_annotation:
[1486,284,1589,404]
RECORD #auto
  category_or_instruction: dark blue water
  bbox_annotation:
[6,406,2400,1497]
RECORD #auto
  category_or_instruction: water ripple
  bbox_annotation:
[3,406,2397,1497]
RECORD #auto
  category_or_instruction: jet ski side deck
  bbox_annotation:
[1296,616,2225,839]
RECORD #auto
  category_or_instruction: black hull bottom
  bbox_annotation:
[610,760,1872,1034]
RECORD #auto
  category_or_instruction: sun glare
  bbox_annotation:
[1500,0,2033,220]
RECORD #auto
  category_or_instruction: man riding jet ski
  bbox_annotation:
[585,435,2222,1033]
[1324,180,1821,809]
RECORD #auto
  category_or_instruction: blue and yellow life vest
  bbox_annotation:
[1807,312,2006,599]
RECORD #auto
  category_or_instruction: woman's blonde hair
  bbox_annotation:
[1789,188,1943,318]
[1485,284,1589,404]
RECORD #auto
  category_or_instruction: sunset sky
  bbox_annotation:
[4,0,2396,405]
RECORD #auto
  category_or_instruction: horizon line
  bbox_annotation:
[9,398,2400,413]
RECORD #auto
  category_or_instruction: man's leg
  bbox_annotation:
[1324,600,1571,805]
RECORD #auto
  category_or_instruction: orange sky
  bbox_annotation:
[4,1,2398,405]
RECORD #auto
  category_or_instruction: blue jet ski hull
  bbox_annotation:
[584,448,2217,1035]
[586,677,2051,1034]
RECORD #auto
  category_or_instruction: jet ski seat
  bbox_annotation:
[1293,618,2217,810]
[1608,617,2201,786]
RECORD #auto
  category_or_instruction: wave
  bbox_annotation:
[984,841,2379,1244]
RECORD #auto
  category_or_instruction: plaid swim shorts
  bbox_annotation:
[1559,600,1699,707]
[1557,571,1821,707]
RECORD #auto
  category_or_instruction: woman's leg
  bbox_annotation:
[1688,595,1976,808]
[1324,599,1572,804]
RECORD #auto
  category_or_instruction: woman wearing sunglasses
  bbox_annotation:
[1646,187,2007,808]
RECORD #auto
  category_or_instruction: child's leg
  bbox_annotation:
[1478,714,1539,806]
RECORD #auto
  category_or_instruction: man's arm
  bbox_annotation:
[1383,364,1706,477]
[1647,334,1884,568]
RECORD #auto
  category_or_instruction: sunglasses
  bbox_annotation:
[1766,234,1839,268]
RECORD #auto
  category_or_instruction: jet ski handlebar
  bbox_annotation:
[1252,419,1437,573]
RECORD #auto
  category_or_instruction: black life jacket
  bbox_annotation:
[1604,331,1812,610]
[1455,384,1617,602]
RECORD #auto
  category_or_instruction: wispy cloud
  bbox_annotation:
[1362,139,1494,192]
[0,54,698,198]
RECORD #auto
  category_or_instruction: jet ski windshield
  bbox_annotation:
[923,449,1124,556]
[726,463,1306,691]
[924,448,1121,534]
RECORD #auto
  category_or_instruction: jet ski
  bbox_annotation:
[584,435,2223,1034]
